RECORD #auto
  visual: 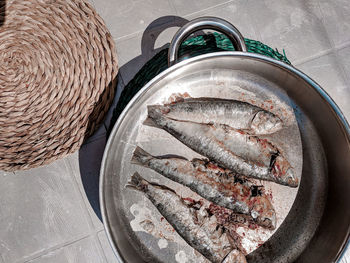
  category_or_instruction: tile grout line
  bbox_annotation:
[18,233,92,263]
[11,157,105,263]
[95,232,110,263]
[16,223,105,262]
[293,47,334,66]
[93,233,109,263]
[114,18,178,43]
[335,41,350,51]
[114,30,143,42]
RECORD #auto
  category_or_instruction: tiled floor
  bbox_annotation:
[1,0,349,262]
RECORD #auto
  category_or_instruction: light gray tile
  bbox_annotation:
[98,231,119,263]
[0,160,91,263]
[66,136,107,231]
[27,236,105,263]
[337,46,350,121]
[297,52,350,121]
[93,0,176,39]
[171,0,230,16]
[185,0,260,40]
[247,0,331,63]
[338,46,350,83]
[308,0,350,48]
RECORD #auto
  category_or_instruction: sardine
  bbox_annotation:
[148,97,283,135]
[131,146,276,229]
[145,106,298,187]
[127,172,247,263]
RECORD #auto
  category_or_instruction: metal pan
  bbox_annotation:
[100,17,350,262]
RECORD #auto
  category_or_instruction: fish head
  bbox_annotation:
[285,168,299,188]
[272,156,299,187]
[250,197,276,230]
[148,104,171,115]
[251,111,283,134]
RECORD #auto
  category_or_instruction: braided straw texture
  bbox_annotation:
[0,0,118,171]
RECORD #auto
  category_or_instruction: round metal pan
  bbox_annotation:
[100,17,350,263]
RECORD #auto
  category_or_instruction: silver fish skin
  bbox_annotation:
[131,146,276,229]
[148,97,283,135]
[128,172,247,263]
[146,106,298,187]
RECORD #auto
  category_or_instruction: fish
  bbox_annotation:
[145,106,298,187]
[127,172,247,263]
[131,146,276,229]
[148,97,283,135]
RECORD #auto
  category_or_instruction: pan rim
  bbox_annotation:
[99,51,350,263]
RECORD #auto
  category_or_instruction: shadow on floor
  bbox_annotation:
[78,135,107,221]
[0,0,6,27]
[78,15,190,221]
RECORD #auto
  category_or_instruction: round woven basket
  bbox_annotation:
[0,0,118,171]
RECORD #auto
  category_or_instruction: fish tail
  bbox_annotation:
[126,172,149,192]
[131,146,153,166]
[143,116,158,127]
[143,105,165,128]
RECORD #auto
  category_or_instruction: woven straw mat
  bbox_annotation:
[0,0,118,171]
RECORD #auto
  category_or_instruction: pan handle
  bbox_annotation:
[168,17,247,66]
